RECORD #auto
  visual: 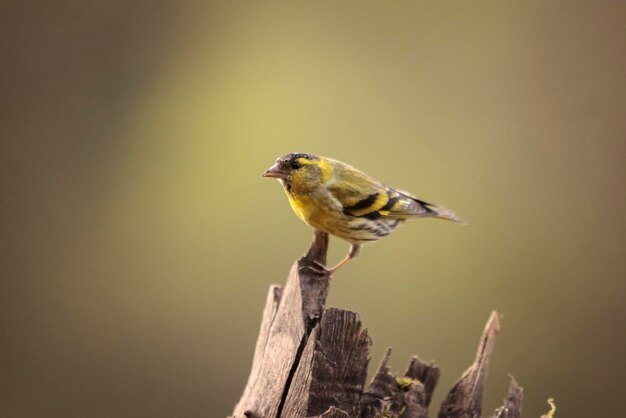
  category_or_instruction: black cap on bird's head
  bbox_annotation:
[262,153,318,179]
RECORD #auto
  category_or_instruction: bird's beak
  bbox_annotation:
[262,163,287,179]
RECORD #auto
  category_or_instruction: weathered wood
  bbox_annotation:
[280,323,320,417]
[282,309,371,417]
[359,347,430,418]
[404,356,440,408]
[231,234,539,418]
[438,311,501,418]
[231,232,331,418]
[234,285,282,414]
[318,406,350,418]
[490,377,523,418]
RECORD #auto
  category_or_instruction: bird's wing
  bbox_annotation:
[326,167,433,220]
[325,160,464,222]
[381,189,465,223]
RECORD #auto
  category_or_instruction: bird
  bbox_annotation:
[262,152,464,274]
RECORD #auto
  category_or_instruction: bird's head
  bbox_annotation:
[263,153,328,193]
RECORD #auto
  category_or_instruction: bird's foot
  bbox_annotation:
[299,260,329,276]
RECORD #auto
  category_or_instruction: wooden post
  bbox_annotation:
[230,232,525,418]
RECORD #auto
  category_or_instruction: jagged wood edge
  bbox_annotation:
[438,310,501,418]
[404,356,441,408]
[490,376,523,418]
[358,347,433,418]
[231,231,331,418]
[231,232,523,418]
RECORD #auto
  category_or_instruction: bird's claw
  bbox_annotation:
[299,261,329,276]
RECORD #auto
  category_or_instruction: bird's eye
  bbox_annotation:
[291,161,301,170]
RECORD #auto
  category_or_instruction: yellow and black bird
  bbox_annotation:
[263,153,464,274]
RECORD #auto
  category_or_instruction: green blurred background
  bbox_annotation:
[1,1,624,417]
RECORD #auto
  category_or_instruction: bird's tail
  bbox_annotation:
[414,198,467,224]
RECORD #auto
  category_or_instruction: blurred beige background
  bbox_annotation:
[1,1,625,417]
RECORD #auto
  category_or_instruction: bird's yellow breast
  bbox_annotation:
[287,193,313,223]
[286,189,339,232]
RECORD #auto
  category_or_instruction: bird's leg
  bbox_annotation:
[328,244,361,274]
